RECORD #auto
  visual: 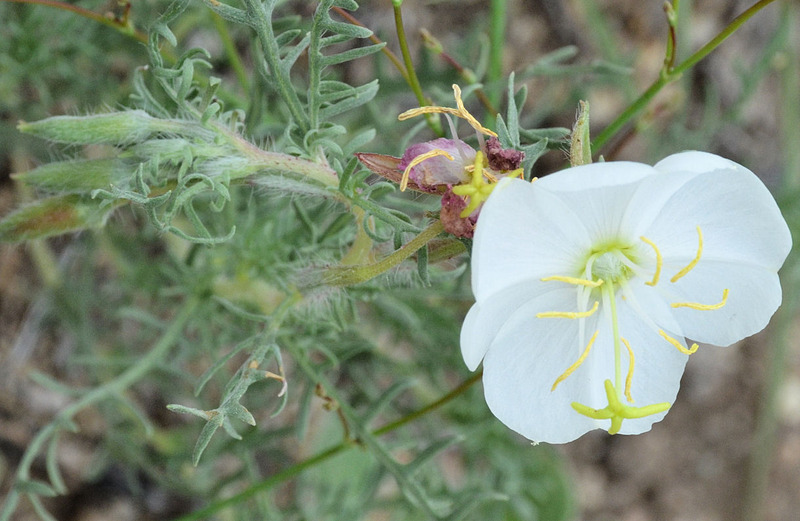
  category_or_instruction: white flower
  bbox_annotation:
[461,151,792,444]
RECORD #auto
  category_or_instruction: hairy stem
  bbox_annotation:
[324,220,444,286]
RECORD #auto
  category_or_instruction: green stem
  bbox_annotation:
[324,220,444,286]
[172,368,483,521]
[392,1,425,108]
[488,0,506,106]
[392,1,442,136]
[240,0,309,132]
[0,297,201,521]
[592,0,779,151]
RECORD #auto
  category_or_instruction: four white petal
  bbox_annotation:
[461,151,792,443]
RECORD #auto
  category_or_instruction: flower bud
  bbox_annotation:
[569,100,592,166]
[12,158,133,194]
[0,195,115,242]
[17,110,180,146]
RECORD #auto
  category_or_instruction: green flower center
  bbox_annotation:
[582,242,638,286]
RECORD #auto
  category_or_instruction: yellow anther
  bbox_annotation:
[399,148,454,191]
[671,288,729,310]
[397,85,497,137]
[670,226,703,283]
[552,330,599,391]
[541,275,604,288]
[537,300,599,319]
[451,84,498,137]
[621,337,635,403]
[658,329,699,355]
[508,168,524,179]
[398,105,462,121]
[639,236,662,286]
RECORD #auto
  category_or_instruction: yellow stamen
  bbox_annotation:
[451,84,498,137]
[483,170,498,183]
[621,337,635,403]
[672,288,729,310]
[399,149,454,191]
[398,106,462,121]
[658,329,699,355]
[541,275,604,288]
[397,85,497,137]
[639,236,662,286]
[537,300,599,319]
[552,330,599,391]
[670,226,703,283]
[508,168,524,179]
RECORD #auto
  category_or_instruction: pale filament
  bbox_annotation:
[541,275,604,288]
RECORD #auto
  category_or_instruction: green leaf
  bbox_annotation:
[191,412,223,466]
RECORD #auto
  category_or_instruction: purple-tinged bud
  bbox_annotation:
[398,138,475,187]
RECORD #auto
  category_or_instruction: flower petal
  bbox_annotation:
[663,261,782,346]
[461,280,567,371]
[537,162,657,243]
[613,296,688,434]
[634,151,791,269]
[481,288,609,443]
[471,178,592,301]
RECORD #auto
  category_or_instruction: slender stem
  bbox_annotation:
[592,0,779,151]
[375,370,483,435]
[241,0,309,132]
[392,1,425,108]
[392,1,443,136]
[324,220,444,286]
[172,368,483,521]
[0,297,201,521]
[488,0,506,106]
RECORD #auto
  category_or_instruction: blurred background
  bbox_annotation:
[1,1,798,520]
